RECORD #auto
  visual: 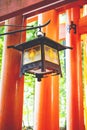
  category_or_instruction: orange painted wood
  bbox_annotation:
[34,10,59,130]
[34,76,52,130]
[79,16,87,34]
[24,0,77,19]
[58,15,87,40]
[27,16,38,24]
[56,0,87,12]
[0,16,24,130]
[66,7,85,130]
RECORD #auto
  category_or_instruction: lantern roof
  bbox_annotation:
[8,36,72,51]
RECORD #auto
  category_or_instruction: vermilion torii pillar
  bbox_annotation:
[84,34,87,130]
[66,7,85,130]
[0,16,24,130]
[34,10,59,130]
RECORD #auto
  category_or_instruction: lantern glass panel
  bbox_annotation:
[44,45,59,64]
[23,45,41,65]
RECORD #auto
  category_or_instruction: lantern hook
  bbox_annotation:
[0,20,51,36]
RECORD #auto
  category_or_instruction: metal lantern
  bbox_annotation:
[8,35,72,81]
[7,20,72,81]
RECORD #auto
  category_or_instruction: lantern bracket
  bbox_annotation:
[67,21,76,34]
[0,20,50,36]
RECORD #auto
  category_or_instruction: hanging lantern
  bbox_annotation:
[7,20,72,81]
[8,34,72,81]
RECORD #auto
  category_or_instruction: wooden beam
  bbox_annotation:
[0,0,77,22]
[23,0,77,19]
[0,0,43,22]
[56,0,87,12]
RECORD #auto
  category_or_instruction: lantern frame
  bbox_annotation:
[8,35,72,81]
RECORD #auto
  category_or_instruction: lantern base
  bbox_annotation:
[20,60,61,81]
[35,72,59,81]
[22,70,60,81]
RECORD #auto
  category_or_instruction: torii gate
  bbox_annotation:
[0,0,87,130]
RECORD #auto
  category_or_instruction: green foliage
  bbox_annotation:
[0,40,3,73]
[23,74,35,127]
[23,21,37,127]
[0,27,4,41]
[59,41,66,127]
[0,26,4,77]
[26,21,38,41]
